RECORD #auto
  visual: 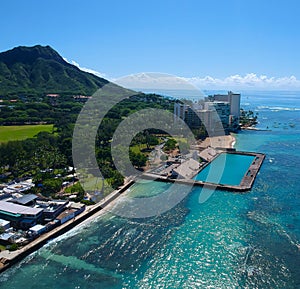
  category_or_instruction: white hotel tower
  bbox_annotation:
[174,91,241,134]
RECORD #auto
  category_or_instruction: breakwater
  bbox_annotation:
[142,151,265,192]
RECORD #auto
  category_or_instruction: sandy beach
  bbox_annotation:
[198,134,236,149]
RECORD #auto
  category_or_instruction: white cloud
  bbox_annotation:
[184,73,300,90]
[115,72,197,90]
[115,72,300,92]
[63,57,107,78]
[59,62,300,90]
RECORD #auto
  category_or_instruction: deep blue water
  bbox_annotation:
[194,153,255,186]
[0,91,299,288]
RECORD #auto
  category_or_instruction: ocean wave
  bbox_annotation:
[257,106,300,111]
[42,218,98,249]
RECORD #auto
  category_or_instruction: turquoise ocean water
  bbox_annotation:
[0,91,299,288]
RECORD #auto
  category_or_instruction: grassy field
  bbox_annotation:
[130,144,148,154]
[0,124,54,143]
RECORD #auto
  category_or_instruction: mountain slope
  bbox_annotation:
[0,45,109,96]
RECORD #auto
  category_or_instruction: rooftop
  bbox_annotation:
[56,209,76,221]
[173,159,200,179]
[29,224,45,232]
[12,194,37,206]
[0,201,43,216]
[0,219,10,226]
[0,232,14,241]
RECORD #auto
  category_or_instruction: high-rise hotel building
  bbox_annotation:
[174,91,241,135]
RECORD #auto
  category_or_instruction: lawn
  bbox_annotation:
[0,124,54,143]
[130,143,148,154]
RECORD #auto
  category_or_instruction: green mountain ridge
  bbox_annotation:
[0,45,109,96]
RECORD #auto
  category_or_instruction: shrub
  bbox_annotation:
[9,243,19,251]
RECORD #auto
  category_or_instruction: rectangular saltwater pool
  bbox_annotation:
[194,153,255,186]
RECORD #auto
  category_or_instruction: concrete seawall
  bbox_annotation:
[0,151,265,272]
[142,151,265,192]
[0,180,135,273]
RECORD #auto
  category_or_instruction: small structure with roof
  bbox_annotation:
[172,159,200,179]
[69,202,85,216]
[56,209,76,224]
[3,180,35,194]
[28,224,46,236]
[36,200,69,222]
[10,194,38,206]
[0,219,10,231]
[0,232,15,245]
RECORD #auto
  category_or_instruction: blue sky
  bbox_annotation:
[1,0,300,89]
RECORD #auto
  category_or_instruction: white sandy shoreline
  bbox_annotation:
[199,134,236,149]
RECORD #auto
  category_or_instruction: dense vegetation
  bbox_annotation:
[0,92,175,197]
[0,45,255,201]
[95,94,174,188]
[240,109,258,127]
[0,96,84,125]
[0,45,108,97]
[0,45,178,199]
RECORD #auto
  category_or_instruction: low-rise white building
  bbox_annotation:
[28,224,46,236]
[0,218,10,230]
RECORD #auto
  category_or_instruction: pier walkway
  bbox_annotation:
[143,151,265,192]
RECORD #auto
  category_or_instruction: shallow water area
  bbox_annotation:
[0,91,300,289]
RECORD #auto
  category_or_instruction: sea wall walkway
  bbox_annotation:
[0,151,265,272]
[0,180,135,273]
[142,151,265,192]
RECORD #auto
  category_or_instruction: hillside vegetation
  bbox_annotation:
[0,45,108,97]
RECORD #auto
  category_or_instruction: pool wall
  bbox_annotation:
[142,151,265,192]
